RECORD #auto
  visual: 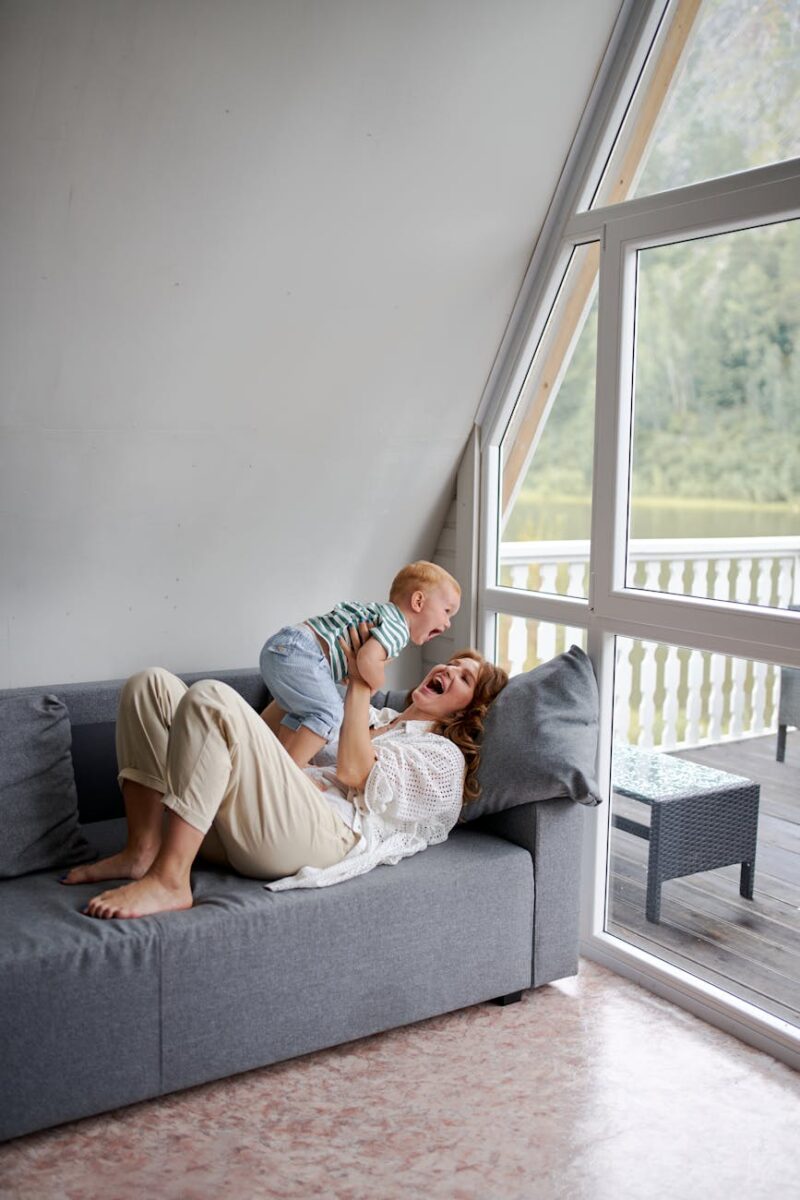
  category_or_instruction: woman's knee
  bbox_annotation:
[183,678,228,707]
[177,679,245,726]
[119,668,186,722]
[121,666,171,702]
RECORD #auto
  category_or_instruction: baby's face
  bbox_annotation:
[407,584,460,645]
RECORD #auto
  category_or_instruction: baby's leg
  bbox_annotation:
[282,725,327,769]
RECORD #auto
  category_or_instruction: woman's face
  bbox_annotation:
[411,657,481,719]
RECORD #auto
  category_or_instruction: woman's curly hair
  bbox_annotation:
[430,649,508,806]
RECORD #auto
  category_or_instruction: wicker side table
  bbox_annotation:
[611,744,760,923]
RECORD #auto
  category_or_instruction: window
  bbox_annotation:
[499,244,599,600]
[478,0,800,1065]
[628,218,800,609]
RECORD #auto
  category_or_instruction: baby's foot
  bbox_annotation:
[84,876,193,920]
[59,845,160,886]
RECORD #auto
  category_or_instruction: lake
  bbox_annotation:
[503,495,799,543]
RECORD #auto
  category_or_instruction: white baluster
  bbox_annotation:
[567,561,585,599]
[777,558,793,608]
[708,653,725,742]
[507,616,528,677]
[668,558,684,597]
[638,640,657,747]
[614,638,634,744]
[734,558,752,606]
[691,559,708,599]
[751,660,768,735]
[511,564,529,593]
[686,649,704,745]
[730,654,747,738]
[644,560,661,594]
[536,619,556,665]
[540,563,558,595]
[662,644,680,749]
[766,662,778,728]
[757,557,774,610]
[712,558,731,602]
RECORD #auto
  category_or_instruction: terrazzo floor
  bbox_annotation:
[1,960,797,1200]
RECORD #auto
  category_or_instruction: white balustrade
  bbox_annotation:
[499,534,800,751]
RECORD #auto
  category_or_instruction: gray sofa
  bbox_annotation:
[0,668,587,1143]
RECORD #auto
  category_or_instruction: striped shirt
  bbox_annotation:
[307,601,410,683]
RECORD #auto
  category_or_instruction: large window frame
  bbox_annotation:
[477,1,800,1067]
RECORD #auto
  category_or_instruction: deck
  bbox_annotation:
[607,729,800,1026]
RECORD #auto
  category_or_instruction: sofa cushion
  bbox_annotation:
[0,694,94,878]
[464,645,600,820]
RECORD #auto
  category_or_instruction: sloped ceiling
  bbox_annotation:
[0,0,623,686]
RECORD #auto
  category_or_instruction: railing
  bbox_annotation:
[498,536,800,750]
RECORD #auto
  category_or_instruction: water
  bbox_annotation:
[504,496,799,543]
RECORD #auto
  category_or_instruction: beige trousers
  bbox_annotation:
[115,667,359,880]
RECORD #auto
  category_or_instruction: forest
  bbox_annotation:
[504,0,799,541]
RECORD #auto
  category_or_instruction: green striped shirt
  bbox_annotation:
[307,601,410,683]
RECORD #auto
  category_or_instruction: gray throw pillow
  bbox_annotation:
[463,645,601,820]
[0,694,94,878]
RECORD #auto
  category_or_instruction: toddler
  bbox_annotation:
[259,561,461,767]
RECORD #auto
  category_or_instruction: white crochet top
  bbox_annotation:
[264,707,466,891]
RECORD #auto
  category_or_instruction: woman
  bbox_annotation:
[61,631,507,918]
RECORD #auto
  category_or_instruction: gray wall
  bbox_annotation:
[0,0,621,688]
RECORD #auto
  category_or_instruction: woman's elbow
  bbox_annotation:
[336,761,373,790]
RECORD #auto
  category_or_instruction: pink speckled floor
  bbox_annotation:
[1,960,797,1200]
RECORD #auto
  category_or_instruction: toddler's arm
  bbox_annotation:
[356,634,388,692]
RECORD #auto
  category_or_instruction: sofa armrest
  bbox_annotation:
[475,799,586,987]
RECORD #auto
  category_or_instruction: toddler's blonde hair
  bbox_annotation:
[389,560,460,604]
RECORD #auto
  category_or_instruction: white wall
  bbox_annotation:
[0,0,621,688]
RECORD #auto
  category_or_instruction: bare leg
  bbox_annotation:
[85,810,202,919]
[260,700,286,734]
[282,724,326,769]
[60,780,164,885]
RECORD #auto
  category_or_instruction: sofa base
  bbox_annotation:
[1,818,534,1142]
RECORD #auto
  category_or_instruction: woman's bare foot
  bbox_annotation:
[84,875,193,919]
[59,845,160,886]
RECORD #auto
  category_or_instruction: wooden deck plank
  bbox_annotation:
[607,909,800,1027]
[607,897,800,1014]
[609,850,800,962]
[610,845,800,932]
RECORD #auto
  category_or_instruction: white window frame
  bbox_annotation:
[477,0,800,1068]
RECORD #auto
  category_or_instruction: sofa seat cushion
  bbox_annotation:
[158,822,534,1092]
[0,817,534,1138]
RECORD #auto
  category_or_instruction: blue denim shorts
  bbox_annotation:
[259,624,343,742]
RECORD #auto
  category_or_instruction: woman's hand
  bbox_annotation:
[339,621,372,687]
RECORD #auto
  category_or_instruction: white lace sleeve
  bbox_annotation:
[364,733,465,835]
